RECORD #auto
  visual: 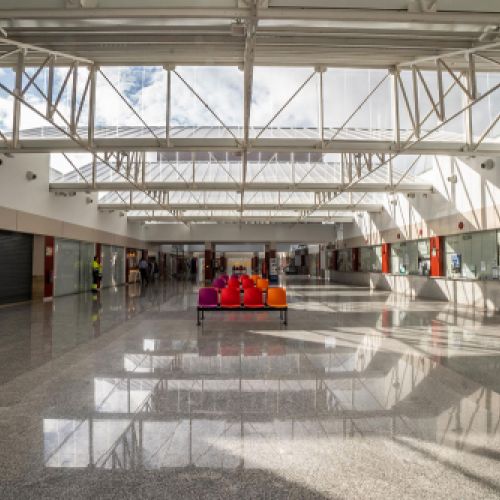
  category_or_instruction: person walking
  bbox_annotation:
[147,259,153,283]
[92,256,102,293]
[153,260,159,282]
[138,256,149,286]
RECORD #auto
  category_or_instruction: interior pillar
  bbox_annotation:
[204,242,215,283]
[265,243,278,283]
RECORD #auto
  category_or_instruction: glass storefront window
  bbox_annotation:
[337,249,352,272]
[55,239,97,296]
[359,245,382,272]
[445,230,499,280]
[391,240,427,275]
[102,245,126,287]
[326,249,336,271]
[391,242,409,275]
[417,239,430,276]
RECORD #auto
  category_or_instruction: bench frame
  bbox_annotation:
[197,305,288,326]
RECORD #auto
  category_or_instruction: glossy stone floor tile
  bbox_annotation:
[0,278,499,499]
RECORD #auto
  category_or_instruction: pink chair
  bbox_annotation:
[197,287,219,325]
[212,278,226,289]
[198,287,219,308]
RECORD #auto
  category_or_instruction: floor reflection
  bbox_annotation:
[1,279,499,498]
[43,321,500,478]
[0,282,194,384]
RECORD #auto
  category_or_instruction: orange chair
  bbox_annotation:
[242,277,254,289]
[267,287,288,324]
[221,287,241,308]
[250,274,259,284]
[267,287,287,308]
[243,287,264,308]
[256,278,269,292]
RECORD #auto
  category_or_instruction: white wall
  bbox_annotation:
[0,153,147,245]
[342,155,500,246]
[216,244,264,252]
[329,270,500,311]
[146,222,336,243]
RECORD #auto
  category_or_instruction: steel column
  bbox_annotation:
[12,50,25,148]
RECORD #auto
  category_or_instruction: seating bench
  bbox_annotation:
[197,305,288,326]
[197,286,288,326]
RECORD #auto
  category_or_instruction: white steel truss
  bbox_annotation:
[0,4,500,224]
[2,1,500,68]
[0,36,499,157]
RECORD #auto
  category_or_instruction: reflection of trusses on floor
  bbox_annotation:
[42,323,500,471]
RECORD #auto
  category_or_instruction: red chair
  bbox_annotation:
[221,287,241,308]
[240,274,249,282]
[243,287,264,308]
[241,278,254,289]
[228,276,240,289]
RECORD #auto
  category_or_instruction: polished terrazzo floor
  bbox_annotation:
[0,278,499,499]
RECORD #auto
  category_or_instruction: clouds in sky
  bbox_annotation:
[2,64,499,178]
[1,64,499,134]
[0,64,400,133]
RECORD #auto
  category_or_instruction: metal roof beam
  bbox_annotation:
[8,138,500,155]
[128,215,353,223]
[2,8,499,25]
[240,1,257,214]
[98,203,384,212]
[51,181,432,193]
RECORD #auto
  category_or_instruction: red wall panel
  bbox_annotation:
[430,236,444,277]
[382,243,391,274]
[44,236,54,298]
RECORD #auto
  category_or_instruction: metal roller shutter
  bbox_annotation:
[0,231,33,305]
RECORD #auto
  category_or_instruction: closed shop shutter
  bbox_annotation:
[0,230,33,305]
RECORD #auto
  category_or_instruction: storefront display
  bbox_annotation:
[445,230,499,280]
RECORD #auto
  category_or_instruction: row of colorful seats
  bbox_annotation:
[198,286,287,309]
[212,275,269,291]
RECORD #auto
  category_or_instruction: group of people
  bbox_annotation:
[138,257,159,286]
[91,255,159,293]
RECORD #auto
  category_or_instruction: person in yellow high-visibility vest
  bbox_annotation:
[92,256,102,292]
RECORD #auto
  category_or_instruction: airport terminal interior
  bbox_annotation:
[0,1,499,498]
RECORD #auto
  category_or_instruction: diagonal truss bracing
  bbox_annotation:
[0,33,499,224]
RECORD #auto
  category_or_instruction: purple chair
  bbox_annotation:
[197,287,219,325]
[212,278,226,289]
[198,287,219,308]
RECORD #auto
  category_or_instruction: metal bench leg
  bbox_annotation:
[197,309,201,326]
[202,310,205,320]
[284,310,288,325]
